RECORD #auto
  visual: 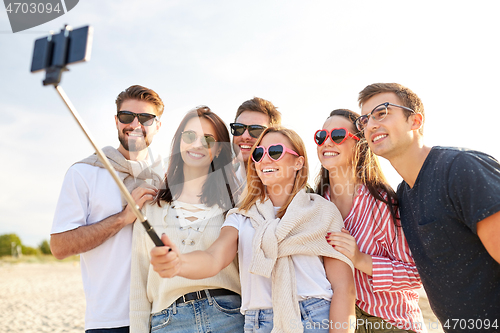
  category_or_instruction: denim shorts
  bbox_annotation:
[244,297,331,333]
[150,291,244,333]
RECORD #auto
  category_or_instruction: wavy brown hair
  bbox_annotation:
[115,85,164,117]
[234,97,282,126]
[238,127,308,218]
[155,106,238,210]
[314,109,400,227]
[358,83,424,135]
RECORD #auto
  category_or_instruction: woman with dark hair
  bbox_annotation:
[150,127,356,333]
[316,109,425,333]
[130,106,243,332]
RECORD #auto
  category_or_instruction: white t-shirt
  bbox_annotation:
[51,163,132,330]
[222,208,333,314]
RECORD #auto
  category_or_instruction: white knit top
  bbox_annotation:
[129,201,241,333]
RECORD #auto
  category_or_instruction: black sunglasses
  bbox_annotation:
[181,130,217,149]
[230,123,267,139]
[117,111,157,126]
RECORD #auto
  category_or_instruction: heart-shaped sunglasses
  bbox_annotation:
[251,143,299,163]
[314,128,360,146]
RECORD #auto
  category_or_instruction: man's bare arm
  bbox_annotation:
[477,210,500,264]
[50,185,157,259]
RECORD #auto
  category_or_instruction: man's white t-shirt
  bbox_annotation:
[51,163,132,330]
[222,208,333,314]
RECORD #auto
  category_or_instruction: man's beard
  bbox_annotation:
[118,128,150,152]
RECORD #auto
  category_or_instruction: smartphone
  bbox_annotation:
[31,25,93,77]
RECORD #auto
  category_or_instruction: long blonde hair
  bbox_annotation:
[238,127,308,218]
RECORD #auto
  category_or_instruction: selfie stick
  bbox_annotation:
[31,25,163,247]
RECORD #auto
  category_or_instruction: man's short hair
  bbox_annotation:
[358,83,424,134]
[116,85,164,117]
[234,97,281,126]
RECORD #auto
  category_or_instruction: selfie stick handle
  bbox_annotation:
[54,85,164,247]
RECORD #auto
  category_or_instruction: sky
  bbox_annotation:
[1,1,499,247]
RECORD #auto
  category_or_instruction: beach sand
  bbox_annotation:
[0,260,443,333]
[0,261,85,333]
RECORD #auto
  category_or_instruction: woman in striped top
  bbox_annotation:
[316,109,426,333]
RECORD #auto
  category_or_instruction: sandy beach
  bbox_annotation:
[0,261,85,333]
[0,260,443,333]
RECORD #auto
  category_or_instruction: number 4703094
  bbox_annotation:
[443,319,498,330]
[6,2,62,14]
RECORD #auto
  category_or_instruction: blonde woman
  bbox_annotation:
[151,127,356,333]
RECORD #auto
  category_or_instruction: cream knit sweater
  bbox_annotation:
[227,189,354,333]
[130,202,241,333]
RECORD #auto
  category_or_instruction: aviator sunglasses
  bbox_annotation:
[117,111,157,126]
[314,128,360,146]
[181,130,217,149]
[251,143,299,163]
[230,123,267,139]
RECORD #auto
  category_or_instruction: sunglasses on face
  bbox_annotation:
[230,123,267,139]
[355,102,416,131]
[251,143,299,163]
[181,130,217,149]
[314,128,360,146]
[117,111,157,126]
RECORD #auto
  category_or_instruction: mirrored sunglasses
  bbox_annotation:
[251,143,299,163]
[181,130,217,149]
[117,111,157,126]
[230,123,267,139]
[314,128,360,146]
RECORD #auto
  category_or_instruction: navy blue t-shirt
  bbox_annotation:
[397,146,500,332]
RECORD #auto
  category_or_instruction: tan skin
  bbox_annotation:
[320,116,374,276]
[151,132,356,333]
[232,111,270,171]
[361,92,500,264]
[50,99,161,259]
[175,117,221,204]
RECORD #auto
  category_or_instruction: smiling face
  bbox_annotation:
[115,99,161,158]
[360,92,416,160]
[180,117,219,172]
[317,116,358,173]
[254,132,304,193]
[233,111,270,165]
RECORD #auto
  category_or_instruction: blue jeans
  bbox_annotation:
[150,292,244,333]
[86,327,129,333]
[244,298,331,333]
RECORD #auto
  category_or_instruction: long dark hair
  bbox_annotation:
[155,106,238,210]
[314,109,400,228]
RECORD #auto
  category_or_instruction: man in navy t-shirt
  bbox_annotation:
[356,83,500,333]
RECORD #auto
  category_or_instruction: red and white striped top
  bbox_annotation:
[326,185,426,333]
